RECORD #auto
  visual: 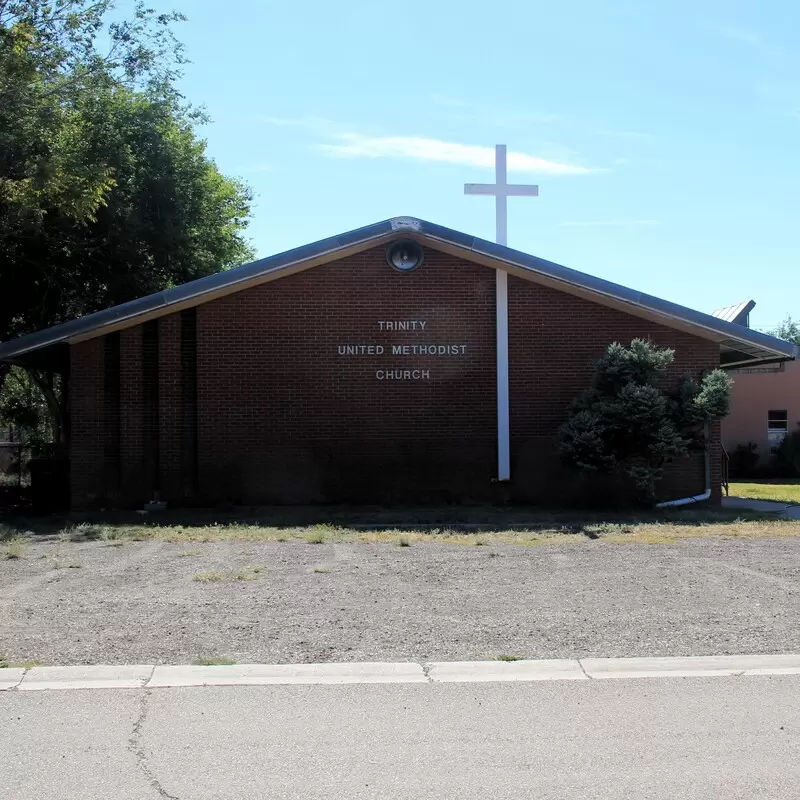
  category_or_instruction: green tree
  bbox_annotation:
[766,315,800,346]
[0,1,254,443]
[558,339,731,504]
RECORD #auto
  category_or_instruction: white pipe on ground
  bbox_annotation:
[655,423,712,508]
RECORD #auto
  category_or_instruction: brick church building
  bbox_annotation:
[0,217,794,509]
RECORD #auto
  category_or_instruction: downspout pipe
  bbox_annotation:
[655,423,712,508]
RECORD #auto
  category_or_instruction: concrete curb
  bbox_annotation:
[2,655,800,691]
[148,662,427,687]
[427,659,585,682]
[581,654,800,679]
[0,668,25,690]
[17,665,154,691]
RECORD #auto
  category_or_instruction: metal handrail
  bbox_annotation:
[721,444,730,496]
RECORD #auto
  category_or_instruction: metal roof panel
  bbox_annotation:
[0,217,796,366]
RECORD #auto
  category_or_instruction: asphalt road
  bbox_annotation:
[2,677,799,799]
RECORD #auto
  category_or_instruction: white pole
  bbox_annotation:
[495,144,508,246]
[464,144,537,483]
[494,146,510,480]
[496,268,510,481]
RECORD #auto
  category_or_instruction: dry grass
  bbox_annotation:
[193,567,263,582]
[3,537,27,560]
[2,509,798,551]
[60,519,800,547]
[193,571,224,582]
[0,656,40,669]
[193,656,236,666]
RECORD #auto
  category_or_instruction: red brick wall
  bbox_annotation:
[69,338,104,509]
[119,326,144,506]
[195,246,497,503]
[68,243,722,508]
[508,276,721,504]
[158,314,182,500]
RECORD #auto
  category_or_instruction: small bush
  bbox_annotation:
[729,442,760,479]
[4,537,27,560]
[773,424,800,478]
[0,523,22,541]
[67,522,118,541]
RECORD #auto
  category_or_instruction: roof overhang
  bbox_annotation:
[0,216,796,369]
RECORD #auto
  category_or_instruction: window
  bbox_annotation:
[768,410,789,452]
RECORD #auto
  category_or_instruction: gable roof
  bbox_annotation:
[0,216,796,369]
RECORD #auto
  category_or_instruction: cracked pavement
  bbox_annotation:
[129,690,179,800]
[2,677,800,799]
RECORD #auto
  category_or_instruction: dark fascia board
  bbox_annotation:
[0,216,796,366]
[450,233,797,363]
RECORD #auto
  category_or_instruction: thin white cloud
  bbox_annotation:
[318,134,593,176]
[561,219,659,228]
[261,115,341,132]
[700,22,789,61]
[428,95,562,127]
[597,129,655,142]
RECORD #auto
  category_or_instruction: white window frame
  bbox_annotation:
[767,409,789,453]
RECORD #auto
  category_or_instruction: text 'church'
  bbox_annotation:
[0,217,794,509]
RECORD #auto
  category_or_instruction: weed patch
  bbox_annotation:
[3,537,27,560]
[193,571,224,582]
[0,656,40,669]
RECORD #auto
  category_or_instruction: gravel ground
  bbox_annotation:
[2,534,800,665]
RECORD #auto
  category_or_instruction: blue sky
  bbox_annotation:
[123,0,797,330]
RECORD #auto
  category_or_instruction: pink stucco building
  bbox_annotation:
[714,301,799,461]
[723,360,800,457]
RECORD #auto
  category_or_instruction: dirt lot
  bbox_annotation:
[1,511,799,666]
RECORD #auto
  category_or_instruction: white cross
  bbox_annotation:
[464,144,538,483]
[464,144,539,246]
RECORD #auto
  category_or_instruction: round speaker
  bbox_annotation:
[386,240,424,272]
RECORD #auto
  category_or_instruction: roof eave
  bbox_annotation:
[0,216,795,369]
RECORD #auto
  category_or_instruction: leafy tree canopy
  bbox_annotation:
[0,0,254,346]
[0,1,255,442]
[766,315,800,346]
